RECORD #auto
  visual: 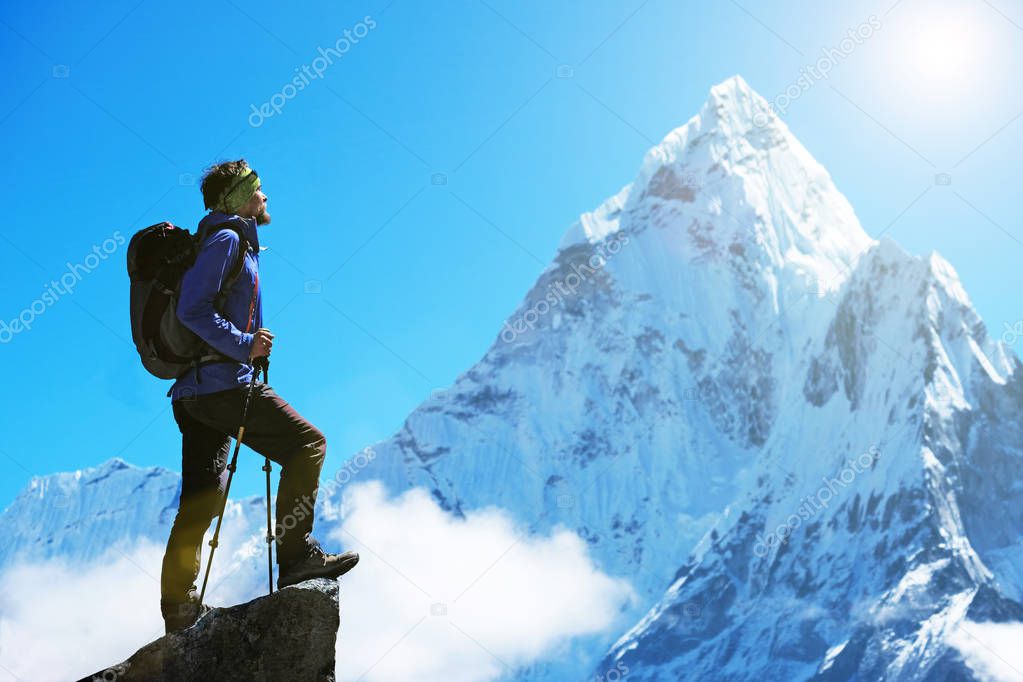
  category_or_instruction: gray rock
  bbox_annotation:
[80,579,339,681]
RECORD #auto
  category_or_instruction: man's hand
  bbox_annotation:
[249,328,274,360]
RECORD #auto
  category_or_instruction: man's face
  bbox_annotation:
[239,187,271,225]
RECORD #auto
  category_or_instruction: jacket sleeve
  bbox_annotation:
[176,229,254,363]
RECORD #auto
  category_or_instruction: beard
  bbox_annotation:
[256,208,272,225]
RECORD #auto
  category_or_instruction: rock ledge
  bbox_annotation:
[79,579,339,681]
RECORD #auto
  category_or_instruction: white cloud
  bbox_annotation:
[948,620,1023,682]
[331,481,637,682]
[0,501,266,682]
[0,540,167,681]
[0,483,635,682]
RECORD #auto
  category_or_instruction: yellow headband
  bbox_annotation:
[216,168,261,214]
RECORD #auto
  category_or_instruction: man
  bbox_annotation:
[160,159,359,633]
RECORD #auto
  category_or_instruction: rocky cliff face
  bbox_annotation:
[80,579,340,682]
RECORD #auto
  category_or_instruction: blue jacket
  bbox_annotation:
[168,212,263,401]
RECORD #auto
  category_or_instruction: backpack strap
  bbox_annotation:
[214,233,250,314]
[188,221,255,382]
[193,220,251,314]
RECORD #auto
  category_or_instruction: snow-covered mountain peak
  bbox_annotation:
[802,236,1016,419]
[558,75,872,322]
[926,250,972,308]
[2,456,181,566]
[701,73,774,134]
[27,456,135,494]
[596,222,1023,679]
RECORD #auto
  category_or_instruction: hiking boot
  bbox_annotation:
[162,596,212,635]
[278,546,360,590]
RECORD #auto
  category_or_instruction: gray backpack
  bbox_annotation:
[126,221,249,379]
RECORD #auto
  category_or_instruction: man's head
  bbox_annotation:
[200,159,271,225]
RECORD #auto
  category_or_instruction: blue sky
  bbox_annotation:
[1,0,1021,510]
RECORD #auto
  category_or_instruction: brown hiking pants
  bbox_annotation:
[160,382,326,611]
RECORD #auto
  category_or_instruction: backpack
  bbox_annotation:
[127,220,250,379]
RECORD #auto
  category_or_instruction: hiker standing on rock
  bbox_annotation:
[158,159,359,633]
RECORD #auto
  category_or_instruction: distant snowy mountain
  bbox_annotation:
[0,457,271,570]
[4,75,1020,681]
[0,458,178,566]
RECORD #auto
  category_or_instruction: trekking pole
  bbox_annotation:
[198,358,264,604]
[256,356,274,596]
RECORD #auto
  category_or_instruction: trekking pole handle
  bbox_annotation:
[254,356,269,383]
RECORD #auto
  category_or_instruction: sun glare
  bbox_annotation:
[905,12,984,87]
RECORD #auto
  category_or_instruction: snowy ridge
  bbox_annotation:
[0,455,270,597]
[0,458,179,566]
[597,231,1023,679]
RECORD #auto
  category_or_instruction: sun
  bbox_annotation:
[904,10,985,88]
